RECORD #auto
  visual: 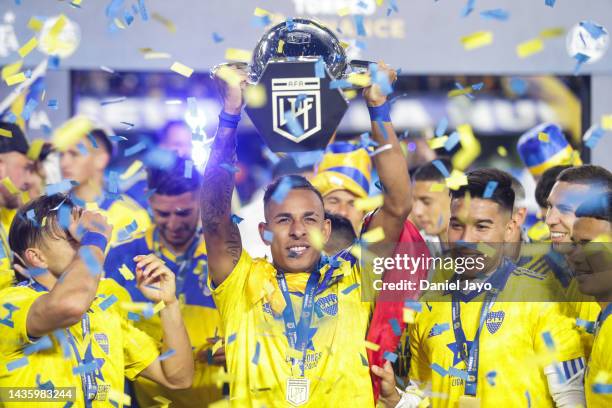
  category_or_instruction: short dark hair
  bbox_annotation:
[263,175,324,208]
[325,212,357,253]
[535,165,572,208]
[147,157,201,196]
[575,191,612,223]
[9,194,75,264]
[272,156,313,179]
[451,168,515,212]
[89,128,114,157]
[510,176,526,208]
[557,165,612,192]
[412,158,452,182]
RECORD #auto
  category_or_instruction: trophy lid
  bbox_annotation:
[249,18,347,82]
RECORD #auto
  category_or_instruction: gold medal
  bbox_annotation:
[458,395,481,408]
[286,377,310,406]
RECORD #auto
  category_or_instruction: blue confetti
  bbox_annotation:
[580,21,605,40]
[509,77,528,95]
[486,370,497,385]
[184,160,194,179]
[585,126,605,149]
[383,351,398,363]
[124,142,147,157]
[545,0,555,7]
[158,349,176,361]
[472,82,484,91]
[72,361,100,375]
[290,150,324,168]
[231,214,243,224]
[483,181,499,199]
[342,283,360,295]
[219,163,240,174]
[48,55,60,69]
[252,342,261,364]
[435,117,448,137]
[593,383,612,394]
[138,0,149,21]
[227,332,237,344]
[480,9,509,21]
[271,177,293,203]
[79,247,103,276]
[143,303,154,319]
[576,318,595,333]
[389,318,402,336]
[263,230,274,242]
[24,336,53,355]
[525,391,531,408]
[251,15,271,28]
[329,79,352,89]
[108,135,128,142]
[448,367,468,380]
[21,98,39,121]
[124,10,134,26]
[87,133,99,149]
[315,58,325,78]
[353,15,366,36]
[47,99,58,110]
[57,203,71,230]
[360,353,369,366]
[444,131,460,151]
[127,312,141,321]
[432,160,450,178]
[76,142,89,156]
[46,180,75,195]
[212,32,224,43]
[404,300,422,312]
[7,357,29,371]
[431,323,450,336]
[99,294,118,311]
[53,330,72,358]
[431,363,447,377]
[101,97,127,106]
[542,331,555,350]
[27,267,47,278]
[573,53,590,76]
[461,0,476,17]
[286,18,295,31]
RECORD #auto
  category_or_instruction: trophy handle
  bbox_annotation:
[344,59,376,90]
[209,62,253,82]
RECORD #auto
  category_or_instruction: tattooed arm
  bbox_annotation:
[201,65,246,286]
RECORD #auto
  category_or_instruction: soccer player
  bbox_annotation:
[104,158,223,407]
[0,122,34,289]
[569,192,612,407]
[535,165,571,223]
[410,159,452,257]
[57,118,151,245]
[202,62,410,406]
[323,212,357,255]
[375,169,585,407]
[0,194,194,407]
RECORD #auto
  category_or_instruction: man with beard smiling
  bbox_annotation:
[374,169,585,408]
[202,61,411,407]
[568,192,612,407]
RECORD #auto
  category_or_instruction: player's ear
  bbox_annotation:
[259,222,272,246]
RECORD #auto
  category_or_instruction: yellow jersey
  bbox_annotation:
[585,303,612,407]
[0,207,16,290]
[0,279,159,407]
[411,259,584,408]
[104,227,224,407]
[209,249,374,407]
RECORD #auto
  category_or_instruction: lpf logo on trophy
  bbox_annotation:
[213,18,371,153]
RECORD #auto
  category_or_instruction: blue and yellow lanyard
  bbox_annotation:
[22,280,99,407]
[450,260,512,396]
[595,303,612,337]
[152,228,201,295]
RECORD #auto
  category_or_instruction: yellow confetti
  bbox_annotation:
[277,39,285,53]
[447,87,475,98]
[538,132,549,142]
[253,7,271,16]
[108,389,131,406]
[151,12,176,33]
[601,114,612,130]
[215,65,242,86]
[143,51,171,59]
[113,18,126,29]
[527,221,550,241]
[361,227,385,243]
[428,136,448,150]
[539,27,565,39]
[49,15,67,37]
[376,0,384,5]
[225,48,252,63]
[212,339,224,355]
[0,129,12,138]
[339,40,350,49]
[119,302,150,312]
[452,124,481,171]
[2,60,23,80]
[153,396,172,405]
[244,84,266,108]
[51,115,93,152]
[5,72,26,86]
[307,228,325,251]
[365,340,380,351]
[338,7,351,17]
[403,308,416,323]
[344,89,358,99]
[347,72,371,87]
[18,37,38,58]
[461,31,493,50]
[27,17,43,32]
[497,146,508,157]
[120,160,144,180]
[118,264,135,281]
[429,183,446,193]
[1,177,20,195]
[41,216,47,227]
[418,398,432,408]
[354,195,384,212]
[516,38,544,58]
[153,301,166,313]
[445,169,469,191]
[170,62,194,78]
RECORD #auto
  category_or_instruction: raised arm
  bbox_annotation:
[363,62,412,255]
[27,210,112,337]
[201,66,246,286]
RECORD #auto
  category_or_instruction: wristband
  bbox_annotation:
[219,111,242,129]
[367,102,391,122]
[80,231,108,253]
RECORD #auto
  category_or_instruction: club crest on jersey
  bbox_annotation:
[315,294,338,316]
[272,77,322,142]
[262,302,273,316]
[485,311,505,334]
[94,333,109,355]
